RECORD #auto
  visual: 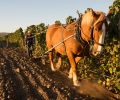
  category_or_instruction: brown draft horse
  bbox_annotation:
[46,9,106,86]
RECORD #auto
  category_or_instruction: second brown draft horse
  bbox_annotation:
[46,9,106,86]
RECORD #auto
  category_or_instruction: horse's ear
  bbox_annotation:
[76,10,82,18]
[91,9,96,16]
[87,8,93,12]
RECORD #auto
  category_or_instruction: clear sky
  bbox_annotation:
[0,0,113,32]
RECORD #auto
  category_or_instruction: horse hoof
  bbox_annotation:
[74,81,81,86]
[51,66,57,71]
[51,67,56,71]
[51,63,56,71]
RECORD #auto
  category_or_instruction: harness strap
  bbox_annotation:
[45,34,75,54]
[75,13,88,46]
[92,40,105,46]
[75,26,88,46]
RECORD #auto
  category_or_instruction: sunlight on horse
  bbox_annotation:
[46,8,107,86]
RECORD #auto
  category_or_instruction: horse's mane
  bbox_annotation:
[66,22,76,30]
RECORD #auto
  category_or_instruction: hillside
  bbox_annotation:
[0,32,9,37]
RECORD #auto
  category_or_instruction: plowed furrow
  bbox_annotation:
[0,48,96,100]
[0,54,25,100]
[0,51,45,100]
[4,48,93,99]
[0,55,5,100]
[6,49,64,99]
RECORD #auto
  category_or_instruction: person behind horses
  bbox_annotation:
[25,30,35,57]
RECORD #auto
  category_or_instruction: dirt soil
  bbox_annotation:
[0,48,120,100]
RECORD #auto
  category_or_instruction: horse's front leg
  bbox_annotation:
[69,57,81,79]
[67,52,80,86]
[48,51,56,71]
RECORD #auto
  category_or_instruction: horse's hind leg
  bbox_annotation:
[56,53,62,70]
[48,51,56,71]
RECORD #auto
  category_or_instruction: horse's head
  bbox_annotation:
[81,9,106,56]
[91,22,106,56]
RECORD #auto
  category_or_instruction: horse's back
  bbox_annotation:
[46,24,59,45]
[46,24,66,55]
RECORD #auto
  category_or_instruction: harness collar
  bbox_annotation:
[75,26,88,46]
[75,13,88,46]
